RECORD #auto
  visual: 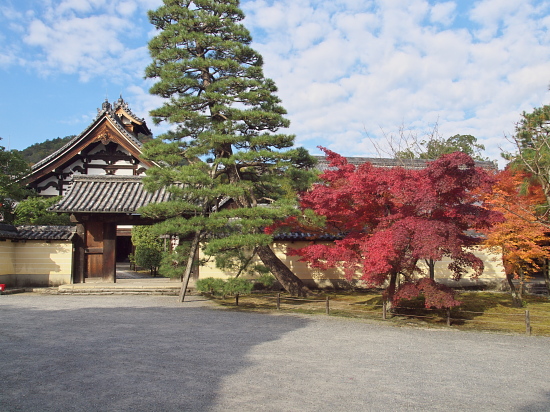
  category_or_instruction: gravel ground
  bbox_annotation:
[1,294,549,412]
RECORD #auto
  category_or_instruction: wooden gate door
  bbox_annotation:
[84,222,116,282]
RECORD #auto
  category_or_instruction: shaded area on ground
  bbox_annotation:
[0,295,309,411]
[1,295,549,411]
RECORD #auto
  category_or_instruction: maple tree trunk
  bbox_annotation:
[518,267,525,300]
[426,259,435,280]
[505,272,522,308]
[544,259,550,296]
[385,270,399,309]
[256,245,311,297]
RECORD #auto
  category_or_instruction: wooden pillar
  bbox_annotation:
[103,222,117,283]
[72,223,86,283]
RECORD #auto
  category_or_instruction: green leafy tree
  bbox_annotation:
[140,0,315,298]
[396,133,488,161]
[14,196,71,225]
[420,134,487,161]
[131,226,164,276]
[135,246,162,276]
[0,139,30,223]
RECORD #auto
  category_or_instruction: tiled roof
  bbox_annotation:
[0,224,75,240]
[314,156,429,171]
[273,231,343,241]
[31,98,147,172]
[16,226,75,240]
[0,224,19,239]
[314,156,496,171]
[49,175,172,213]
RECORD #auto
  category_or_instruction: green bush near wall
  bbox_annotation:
[196,277,253,296]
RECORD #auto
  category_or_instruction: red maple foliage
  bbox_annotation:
[280,148,502,308]
[393,278,462,308]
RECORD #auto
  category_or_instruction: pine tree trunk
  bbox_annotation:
[256,245,311,297]
[179,230,203,302]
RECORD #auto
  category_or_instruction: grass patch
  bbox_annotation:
[205,290,550,336]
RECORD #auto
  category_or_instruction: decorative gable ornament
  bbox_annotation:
[26,97,155,196]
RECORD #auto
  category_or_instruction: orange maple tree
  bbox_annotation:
[482,169,550,306]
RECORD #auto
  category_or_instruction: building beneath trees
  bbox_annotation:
[15,98,163,284]
[0,99,506,289]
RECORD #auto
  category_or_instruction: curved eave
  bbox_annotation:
[26,112,155,184]
[114,107,153,136]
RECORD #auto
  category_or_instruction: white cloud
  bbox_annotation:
[25,15,130,77]
[117,1,138,16]
[3,0,550,167]
[17,1,156,82]
[430,2,456,26]
[56,0,96,15]
[240,0,550,165]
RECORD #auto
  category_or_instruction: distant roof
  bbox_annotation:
[49,175,172,213]
[313,156,497,172]
[0,224,75,241]
[273,231,343,241]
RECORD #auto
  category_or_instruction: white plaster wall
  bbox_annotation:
[0,240,15,275]
[11,241,72,287]
[199,242,506,289]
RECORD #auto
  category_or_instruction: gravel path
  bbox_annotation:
[1,294,549,411]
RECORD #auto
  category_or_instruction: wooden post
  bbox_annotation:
[525,310,531,335]
[235,293,239,306]
[446,308,451,326]
[103,222,117,283]
[277,293,281,310]
[382,301,387,320]
[73,223,86,284]
[326,296,330,315]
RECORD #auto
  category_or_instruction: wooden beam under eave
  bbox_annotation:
[69,212,164,225]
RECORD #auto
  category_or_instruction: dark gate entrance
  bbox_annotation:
[51,175,171,283]
[116,230,133,263]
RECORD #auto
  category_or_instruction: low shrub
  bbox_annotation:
[253,273,277,290]
[196,277,254,296]
[196,278,226,296]
[224,277,253,295]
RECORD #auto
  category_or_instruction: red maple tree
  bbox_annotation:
[279,148,502,308]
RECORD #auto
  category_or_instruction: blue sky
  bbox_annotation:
[1,0,550,165]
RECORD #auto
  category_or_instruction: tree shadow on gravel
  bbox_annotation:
[517,390,550,412]
[0,297,310,411]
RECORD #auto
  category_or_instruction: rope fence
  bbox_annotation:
[233,293,543,335]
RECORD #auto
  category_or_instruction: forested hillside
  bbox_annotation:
[19,136,74,164]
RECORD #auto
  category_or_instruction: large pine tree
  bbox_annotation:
[141,0,314,297]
